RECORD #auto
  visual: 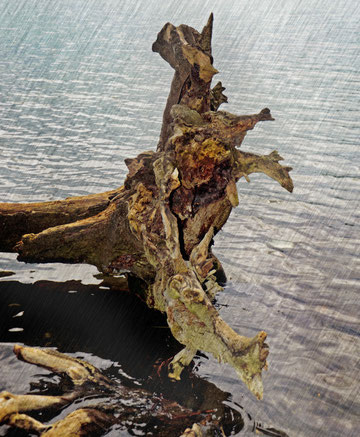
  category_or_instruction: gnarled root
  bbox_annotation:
[0,345,114,435]
[133,156,270,399]
[3,409,113,437]
[235,149,293,192]
[165,268,269,400]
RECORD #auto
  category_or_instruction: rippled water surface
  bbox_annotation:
[0,0,359,436]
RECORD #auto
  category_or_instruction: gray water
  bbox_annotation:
[0,0,359,435]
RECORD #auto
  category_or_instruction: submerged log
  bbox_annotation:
[0,13,293,410]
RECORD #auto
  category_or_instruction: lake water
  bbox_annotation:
[0,0,359,436]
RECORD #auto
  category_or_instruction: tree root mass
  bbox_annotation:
[0,14,293,436]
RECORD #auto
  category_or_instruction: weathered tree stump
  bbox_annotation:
[0,14,293,435]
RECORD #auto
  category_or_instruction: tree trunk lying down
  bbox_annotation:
[0,13,293,415]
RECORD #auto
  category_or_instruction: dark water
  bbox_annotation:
[0,279,255,436]
[0,0,359,435]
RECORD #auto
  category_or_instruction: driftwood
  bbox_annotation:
[0,14,293,435]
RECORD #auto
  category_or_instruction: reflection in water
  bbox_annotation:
[0,279,287,436]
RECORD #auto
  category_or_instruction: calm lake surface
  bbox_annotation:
[0,0,359,436]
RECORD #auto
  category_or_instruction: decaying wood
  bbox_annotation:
[0,14,294,435]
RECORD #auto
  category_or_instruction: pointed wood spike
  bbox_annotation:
[200,13,214,56]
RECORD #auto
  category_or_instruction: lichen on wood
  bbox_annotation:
[0,13,294,435]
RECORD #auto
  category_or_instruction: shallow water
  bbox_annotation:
[0,0,359,436]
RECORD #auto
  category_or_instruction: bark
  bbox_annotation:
[0,188,121,252]
[0,14,293,406]
[152,13,217,150]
